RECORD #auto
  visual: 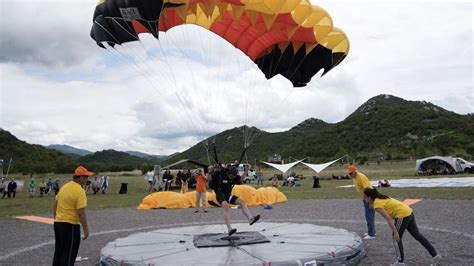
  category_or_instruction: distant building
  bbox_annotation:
[268,154,283,164]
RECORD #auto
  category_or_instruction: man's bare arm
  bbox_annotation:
[77,208,89,240]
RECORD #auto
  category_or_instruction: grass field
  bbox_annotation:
[1,160,472,219]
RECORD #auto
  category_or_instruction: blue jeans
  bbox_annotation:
[364,200,376,236]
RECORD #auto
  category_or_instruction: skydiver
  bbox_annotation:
[208,145,260,236]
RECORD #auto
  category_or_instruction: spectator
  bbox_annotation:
[46,178,54,195]
[162,169,173,191]
[53,166,91,266]
[185,169,192,187]
[29,176,36,198]
[0,177,6,199]
[91,176,100,195]
[84,177,91,194]
[179,170,190,194]
[146,171,154,192]
[378,179,391,187]
[52,179,61,195]
[256,172,264,187]
[176,170,188,194]
[286,176,295,187]
[6,178,17,198]
[348,164,376,239]
[194,168,208,213]
[312,176,321,188]
[101,176,109,194]
[39,178,47,197]
[271,175,279,187]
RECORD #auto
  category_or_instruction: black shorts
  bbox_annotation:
[216,190,238,205]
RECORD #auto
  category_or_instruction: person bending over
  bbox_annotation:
[364,188,441,265]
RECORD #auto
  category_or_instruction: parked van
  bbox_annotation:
[237,164,255,183]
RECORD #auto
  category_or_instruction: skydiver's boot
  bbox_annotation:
[228,228,237,236]
[249,214,260,225]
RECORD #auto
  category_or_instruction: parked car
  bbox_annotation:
[236,164,255,183]
[456,158,474,173]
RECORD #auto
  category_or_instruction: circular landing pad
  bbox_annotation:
[100,222,365,265]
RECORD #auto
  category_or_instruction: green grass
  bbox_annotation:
[1,161,472,219]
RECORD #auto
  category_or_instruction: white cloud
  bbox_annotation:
[0,0,472,155]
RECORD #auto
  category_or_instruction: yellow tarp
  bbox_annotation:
[138,185,287,210]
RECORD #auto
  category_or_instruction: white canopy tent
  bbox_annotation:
[261,159,305,174]
[301,156,346,174]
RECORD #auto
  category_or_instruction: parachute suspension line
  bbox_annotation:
[207,27,229,151]
[204,140,211,165]
[179,25,210,130]
[154,37,209,143]
[173,91,206,147]
[231,43,250,149]
[240,47,271,149]
[107,47,167,100]
[103,18,172,89]
[246,85,296,147]
[127,41,175,91]
[128,39,208,141]
[164,27,212,140]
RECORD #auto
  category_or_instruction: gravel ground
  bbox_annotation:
[0,199,473,265]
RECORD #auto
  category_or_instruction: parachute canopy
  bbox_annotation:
[137,185,287,210]
[91,0,349,87]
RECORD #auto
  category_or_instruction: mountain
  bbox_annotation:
[77,150,162,172]
[0,129,77,173]
[165,94,474,164]
[125,151,171,160]
[46,144,92,157]
[2,94,473,172]
[0,131,162,174]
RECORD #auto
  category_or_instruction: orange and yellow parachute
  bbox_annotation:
[91,0,349,87]
[137,185,287,210]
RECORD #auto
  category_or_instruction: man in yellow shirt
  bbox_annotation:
[53,166,92,266]
[348,164,376,239]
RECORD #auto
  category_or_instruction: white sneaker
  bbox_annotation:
[363,235,376,240]
[431,254,441,265]
[390,262,405,266]
[363,233,376,237]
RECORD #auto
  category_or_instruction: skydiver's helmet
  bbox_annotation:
[227,166,238,177]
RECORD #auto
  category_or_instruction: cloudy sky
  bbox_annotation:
[0,0,472,155]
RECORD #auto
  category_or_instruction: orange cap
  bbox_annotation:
[74,166,93,177]
[347,164,357,174]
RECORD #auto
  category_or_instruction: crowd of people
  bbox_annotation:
[1,174,111,200]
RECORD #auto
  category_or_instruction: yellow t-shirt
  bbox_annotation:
[374,198,413,219]
[55,181,87,224]
[352,172,373,198]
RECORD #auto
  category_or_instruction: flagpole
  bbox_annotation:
[5,158,12,178]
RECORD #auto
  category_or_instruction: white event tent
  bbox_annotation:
[301,156,346,174]
[261,159,305,174]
